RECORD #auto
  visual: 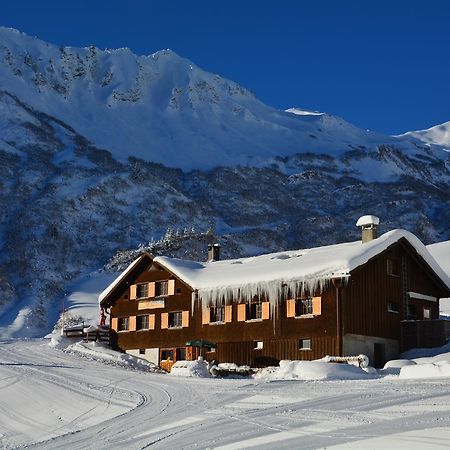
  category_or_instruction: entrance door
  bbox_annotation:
[373,343,386,368]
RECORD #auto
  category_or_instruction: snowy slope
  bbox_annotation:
[402,121,450,148]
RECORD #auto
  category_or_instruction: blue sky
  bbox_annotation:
[2,0,449,134]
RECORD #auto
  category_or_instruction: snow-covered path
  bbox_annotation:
[2,340,450,449]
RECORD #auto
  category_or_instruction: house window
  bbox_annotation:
[139,348,145,355]
[423,307,431,319]
[387,302,399,313]
[136,283,149,299]
[387,259,400,277]
[136,315,149,330]
[155,281,169,297]
[295,298,313,316]
[161,349,173,360]
[246,298,262,320]
[210,304,225,323]
[407,304,417,319]
[299,338,311,350]
[176,348,187,360]
[118,317,129,332]
[254,341,263,350]
[176,287,182,294]
[168,311,182,328]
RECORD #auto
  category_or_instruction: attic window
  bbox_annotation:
[155,281,169,297]
[387,259,400,277]
[136,283,149,299]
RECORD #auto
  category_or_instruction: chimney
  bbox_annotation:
[207,243,220,262]
[356,215,380,243]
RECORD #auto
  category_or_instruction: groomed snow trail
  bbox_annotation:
[2,340,450,449]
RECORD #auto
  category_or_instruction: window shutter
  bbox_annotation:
[129,285,137,300]
[149,314,155,330]
[262,302,270,320]
[225,305,232,323]
[286,299,295,317]
[168,280,175,295]
[313,296,322,315]
[161,313,168,329]
[111,317,118,331]
[129,316,136,331]
[149,282,155,298]
[182,310,189,327]
[202,307,210,325]
[237,304,246,322]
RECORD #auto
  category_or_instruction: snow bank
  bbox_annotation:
[64,341,164,373]
[256,360,375,381]
[170,359,210,377]
[399,361,450,379]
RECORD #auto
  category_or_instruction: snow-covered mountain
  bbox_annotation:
[0,26,450,337]
[401,121,450,148]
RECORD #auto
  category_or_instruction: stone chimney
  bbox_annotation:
[207,243,220,262]
[356,215,380,243]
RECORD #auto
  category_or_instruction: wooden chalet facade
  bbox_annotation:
[99,223,450,369]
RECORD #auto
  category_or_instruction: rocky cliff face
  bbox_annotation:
[0,27,449,336]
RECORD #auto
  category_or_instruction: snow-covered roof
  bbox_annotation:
[153,229,450,305]
[99,253,151,304]
[99,230,450,306]
[427,240,450,277]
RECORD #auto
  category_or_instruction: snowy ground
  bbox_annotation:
[2,340,450,449]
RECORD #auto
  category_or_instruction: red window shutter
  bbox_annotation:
[262,302,270,320]
[111,317,118,331]
[161,313,168,329]
[286,299,296,317]
[225,305,232,323]
[182,310,189,327]
[168,280,175,295]
[313,296,322,315]
[129,316,136,331]
[129,285,137,300]
[237,304,246,322]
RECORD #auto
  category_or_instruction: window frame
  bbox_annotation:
[168,311,183,328]
[299,338,312,350]
[136,314,150,331]
[387,258,400,277]
[246,298,263,321]
[423,307,431,320]
[210,304,225,323]
[387,302,399,314]
[155,280,169,297]
[295,297,313,317]
[136,283,149,299]
[118,317,129,332]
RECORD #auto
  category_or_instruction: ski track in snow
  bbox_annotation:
[1,341,450,449]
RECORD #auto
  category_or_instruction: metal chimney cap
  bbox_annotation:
[356,215,380,228]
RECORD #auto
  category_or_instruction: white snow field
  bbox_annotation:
[2,340,450,449]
